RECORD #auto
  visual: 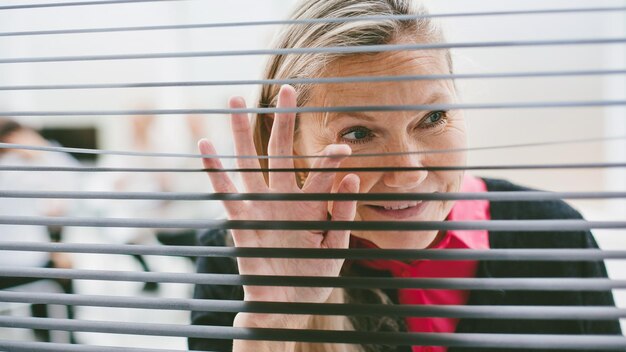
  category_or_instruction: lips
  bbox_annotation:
[377,201,420,210]
[364,201,428,220]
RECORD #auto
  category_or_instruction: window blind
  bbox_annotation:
[0,0,625,351]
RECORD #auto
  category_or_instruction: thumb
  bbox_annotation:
[322,174,360,249]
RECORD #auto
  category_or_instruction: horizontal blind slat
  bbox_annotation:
[2,162,626,173]
[1,291,625,320]
[1,267,625,290]
[1,38,626,64]
[3,135,625,160]
[0,340,199,352]
[1,316,625,349]
[2,242,626,261]
[1,216,624,231]
[0,0,183,11]
[2,6,625,35]
[1,70,626,89]
[4,100,626,116]
[1,190,626,202]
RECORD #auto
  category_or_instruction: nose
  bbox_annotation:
[382,153,428,189]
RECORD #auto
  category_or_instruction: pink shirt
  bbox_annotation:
[349,175,491,352]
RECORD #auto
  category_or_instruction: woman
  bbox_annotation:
[190,0,622,351]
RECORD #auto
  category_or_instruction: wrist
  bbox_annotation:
[232,313,305,352]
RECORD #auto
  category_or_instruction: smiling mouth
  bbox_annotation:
[371,202,421,210]
[364,201,427,219]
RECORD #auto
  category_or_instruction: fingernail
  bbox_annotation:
[323,145,340,158]
[280,84,295,94]
[198,139,210,153]
[348,174,360,193]
[324,144,351,157]
[230,96,243,104]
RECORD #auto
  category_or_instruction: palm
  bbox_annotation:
[199,85,359,304]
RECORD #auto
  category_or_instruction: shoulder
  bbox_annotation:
[196,228,230,247]
[190,227,241,350]
[482,177,584,221]
[481,178,597,250]
[194,228,238,275]
[476,179,614,290]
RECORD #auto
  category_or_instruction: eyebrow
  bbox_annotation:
[419,92,454,106]
[326,112,375,124]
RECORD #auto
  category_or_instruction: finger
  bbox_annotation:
[301,144,352,193]
[198,139,244,217]
[322,174,360,250]
[268,85,297,190]
[229,96,267,192]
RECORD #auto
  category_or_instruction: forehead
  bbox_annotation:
[328,49,450,77]
[308,49,454,107]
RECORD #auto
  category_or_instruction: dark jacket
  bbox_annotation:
[189,178,622,351]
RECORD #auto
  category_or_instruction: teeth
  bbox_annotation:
[382,203,418,210]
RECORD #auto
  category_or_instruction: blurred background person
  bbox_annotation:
[87,112,210,288]
[0,117,80,343]
[88,113,171,292]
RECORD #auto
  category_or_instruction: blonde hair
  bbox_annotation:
[253,0,450,173]
[250,1,448,351]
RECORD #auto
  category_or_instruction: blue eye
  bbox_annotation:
[341,126,373,144]
[423,111,447,127]
[428,111,443,123]
[344,129,369,140]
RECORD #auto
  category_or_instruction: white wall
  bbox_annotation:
[425,0,625,192]
[2,0,623,191]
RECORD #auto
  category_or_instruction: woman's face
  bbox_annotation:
[294,47,467,249]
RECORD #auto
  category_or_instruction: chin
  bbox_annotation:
[355,202,450,249]
[357,231,439,250]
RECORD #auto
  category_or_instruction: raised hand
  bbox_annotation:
[198,85,360,307]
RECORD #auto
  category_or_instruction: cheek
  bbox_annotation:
[326,154,376,213]
[422,128,466,197]
[422,119,467,166]
[331,158,384,221]
[330,154,383,192]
